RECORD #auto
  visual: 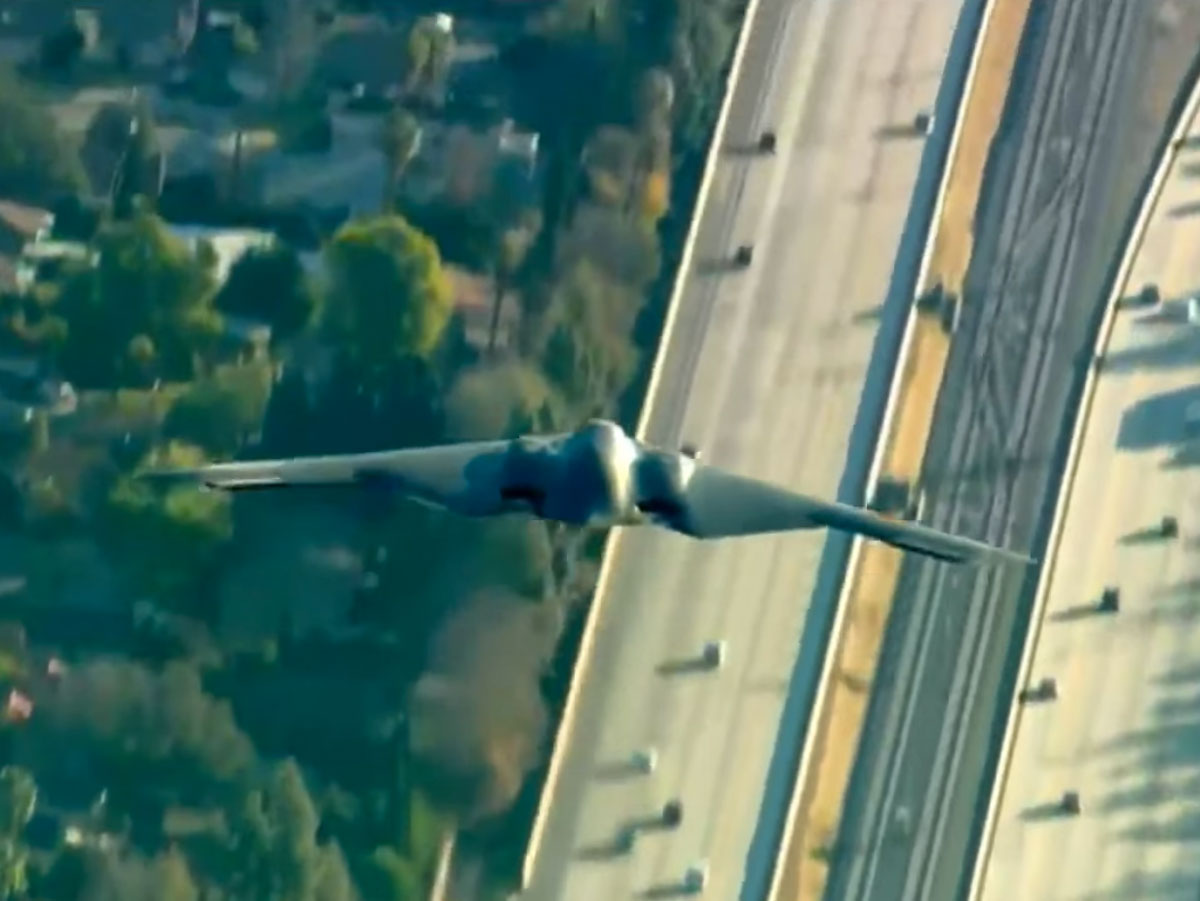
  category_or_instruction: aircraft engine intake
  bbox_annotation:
[632,451,693,527]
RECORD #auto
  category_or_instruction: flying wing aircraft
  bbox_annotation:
[141,419,1034,566]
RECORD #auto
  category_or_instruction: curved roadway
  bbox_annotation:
[827,1,1200,899]
[980,95,1200,901]
[518,0,967,897]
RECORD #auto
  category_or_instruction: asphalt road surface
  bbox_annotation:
[826,2,1200,900]
[979,99,1200,901]
[517,0,969,897]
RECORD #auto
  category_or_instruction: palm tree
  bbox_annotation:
[379,106,421,212]
[488,231,528,355]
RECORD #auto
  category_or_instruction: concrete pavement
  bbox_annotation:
[826,1,1200,899]
[979,89,1200,901]
[518,0,967,897]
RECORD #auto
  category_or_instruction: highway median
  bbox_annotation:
[771,0,1038,898]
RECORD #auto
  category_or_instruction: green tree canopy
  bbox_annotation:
[323,216,453,375]
[57,213,220,387]
[358,847,420,901]
[443,362,562,442]
[539,260,638,415]
[163,366,273,460]
[34,658,256,792]
[76,847,200,901]
[215,243,319,339]
[0,67,85,204]
[102,442,233,610]
[380,107,421,211]
[228,759,356,901]
[0,768,35,842]
[408,591,551,824]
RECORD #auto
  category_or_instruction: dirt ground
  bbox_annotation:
[777,0,1037,898]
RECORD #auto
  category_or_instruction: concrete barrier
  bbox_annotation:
[758,0,999,898]
[518,0,771,884]
[964,60,1200,901]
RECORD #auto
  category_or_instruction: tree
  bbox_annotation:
[215,243,319,339]
[39,23,86,73]
[0,768,36,841]
[444,362,561,442]
[0,838,27,901]
[102,443,233,611]
[0,67,86,204]
[538,260,638,415]
[57,212,220,388]
[112,96,164,218]
[163,368,272,459]
[666,0,734,148]
[76,847,199,901]
[358,847,421,901]
[35,658,256,789]
[640,169,670,222]
[556,203,661,290]
[265,0,318,100]
[403,18,454,104]
[228,760,356,901]
[380,108,421,212]
[408,592,551,824]
[0,768,34,901]
[323,217,453,376]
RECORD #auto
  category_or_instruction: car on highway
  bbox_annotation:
[701,640,726,670]
[632,747,658,774]
[683,861,709,894]
[662,799,683,828]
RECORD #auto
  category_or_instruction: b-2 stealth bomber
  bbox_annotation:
[142,418,1033,566]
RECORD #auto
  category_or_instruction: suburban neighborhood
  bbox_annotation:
[0,0,717,896]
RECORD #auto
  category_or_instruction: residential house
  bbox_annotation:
[4,686,32,722]
[311,14,407,100]
[402,117,541,211]
[0,0,199,70]
[0,200,53,293]
[167,223,276,283]
[0,354,78,419]
[445,264,518,352]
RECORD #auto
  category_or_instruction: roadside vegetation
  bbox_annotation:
[0,0,743,896]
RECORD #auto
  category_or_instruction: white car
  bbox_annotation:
[1187,296,1200,325]
[631,747,658,774]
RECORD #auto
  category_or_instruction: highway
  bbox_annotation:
[978,93,1200,901]
[826,1,1200,900]
[517,0,969,897]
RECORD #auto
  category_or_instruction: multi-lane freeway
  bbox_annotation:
[518,0,970,897]
[979,94,1200,901]
[828,1,1200,900]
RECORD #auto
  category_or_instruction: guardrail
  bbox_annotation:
[755,0,999,897]
[964,55,1200,901]
[518,0,772,885]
